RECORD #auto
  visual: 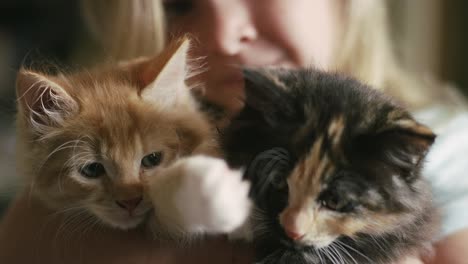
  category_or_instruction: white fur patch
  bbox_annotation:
[173,155,251,234]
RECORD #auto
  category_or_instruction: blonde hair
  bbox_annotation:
[335,0,466,110]
[333,1,425,109]
[80,0,166,60]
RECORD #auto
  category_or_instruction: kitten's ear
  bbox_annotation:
[364,113,436,178]
[16,69,78,133]
[241,68,294,124]
[139,37,192,108]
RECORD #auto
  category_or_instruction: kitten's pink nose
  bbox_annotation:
[281,208,305,240]
[116,197,142,212]
[285,229,305,240]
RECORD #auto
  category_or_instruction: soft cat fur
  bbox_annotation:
[222,68,439,263]
[15,38,250,241]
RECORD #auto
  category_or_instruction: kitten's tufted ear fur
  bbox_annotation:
[134,37,192,108]
[359,112,436,180]
[241,68,295,125]
[16,69,78,134]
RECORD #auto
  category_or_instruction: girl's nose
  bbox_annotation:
[209,2,258,56]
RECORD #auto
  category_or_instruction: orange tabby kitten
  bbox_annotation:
[15,38,250,241]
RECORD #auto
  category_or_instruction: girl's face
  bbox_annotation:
[163,0,341,114]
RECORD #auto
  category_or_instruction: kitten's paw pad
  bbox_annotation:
[174,155,251,233]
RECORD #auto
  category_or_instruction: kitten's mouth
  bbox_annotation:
[126,206,152,217]
[300,237,337,249]
[92,206,152,230]
[111,210,151,230]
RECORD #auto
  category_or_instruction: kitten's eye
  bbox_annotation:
[80,162,105,179]
[141,152,163,168]
[320,196,338,211]
[319,193,358,213]
[338,201,358,213]
[163,0,193,15]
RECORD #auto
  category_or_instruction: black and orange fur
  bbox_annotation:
[222,68,439,264]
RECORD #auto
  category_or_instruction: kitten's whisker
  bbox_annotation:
[76,214,96,240]
[38,140,81,169]
[333,241,358,264]
[336,240,373,263]
[64,154,95,168]
[54,210,81,240]
[53,212,75,250]
[328,245,341,264]
[62,212,95,259]
[36,205,84,257]
[330,243,346,264]
[65,152,95,168]
[315,248,325,264]
[330,247,343,264]
[79,218,100,254]
[63,135,93,166]
[369,234,387,255]
[67,213,87,238]
[323,247,339,264]
[47,204,85,219]
[59,143,95,192]
[36,139,88,184]
[64,210,92,245]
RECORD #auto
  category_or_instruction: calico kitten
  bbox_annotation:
[222,68,439,263]
[15,38,250,241]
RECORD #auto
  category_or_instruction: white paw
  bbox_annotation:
[174,155,251,233]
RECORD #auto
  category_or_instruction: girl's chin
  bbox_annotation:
[206,84,245,115]
[210,95,245,116]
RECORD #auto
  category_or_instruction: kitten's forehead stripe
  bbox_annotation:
[307,155,333,191]
[302,136,323,183]
[328,116,345,149]
[327,115,345,156]
[290,136,334,202]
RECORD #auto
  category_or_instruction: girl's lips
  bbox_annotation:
[215,58,292,89]
[221,79,244,91]
[218,72,244,88]
[223,75,244,83]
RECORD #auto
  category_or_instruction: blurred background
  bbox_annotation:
[0,0,467,216]
[0,0,89,215]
